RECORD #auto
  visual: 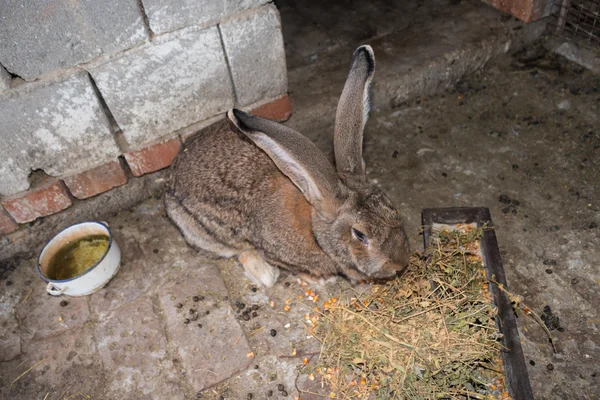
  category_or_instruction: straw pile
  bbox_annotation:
[305,226,510,399]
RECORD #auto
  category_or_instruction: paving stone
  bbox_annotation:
[88,204,198,319]
[213,265,365,400]
[0,64,11,93]
[94,295,184,399]
[2,180,72,224]
[0,314,20,362]
[249,94,292,122]
[88,260,155,321]
[0,0,147,81]
[0,326,104,400]
[220,4,288,106]
[89,213,187,319]
[218,264,325,359]
[141,0,269,35]
[159,264,253,392]
[0,72,120,196]
[124,137,181,177]
[296,363,333,400]
[0,206,18,235]
[15,279,90,342]
[89,26,234,148]
[63,160,127,199]
[0,257,35,362]
[198,354,310,399]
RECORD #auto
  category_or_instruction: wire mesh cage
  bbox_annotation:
[550,0,600,49]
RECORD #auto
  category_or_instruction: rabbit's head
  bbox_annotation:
[228,45,410,281]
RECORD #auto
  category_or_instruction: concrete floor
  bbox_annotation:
[1,0,599,399]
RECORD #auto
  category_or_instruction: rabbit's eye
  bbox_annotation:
[352,228,368,245]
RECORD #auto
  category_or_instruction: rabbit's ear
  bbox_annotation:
[334,45,375,186]
[228,109,343,221]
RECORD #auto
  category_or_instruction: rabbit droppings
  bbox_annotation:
[165,45,410,288]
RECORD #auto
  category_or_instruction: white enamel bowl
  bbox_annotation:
[37,221,121,297]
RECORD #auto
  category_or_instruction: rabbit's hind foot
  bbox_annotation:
[238,250,280,288]
[298,273,338,287]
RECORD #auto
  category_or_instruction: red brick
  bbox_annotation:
[2,180,72,224]
[482,0,549,23]
[124,137,182,177]
[0,206,18,235]
[63,161,127,200]
[250,94,292,122]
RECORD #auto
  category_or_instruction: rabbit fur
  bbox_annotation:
[165,45,410,287]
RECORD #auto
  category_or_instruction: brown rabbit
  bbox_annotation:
[165,45,410,287]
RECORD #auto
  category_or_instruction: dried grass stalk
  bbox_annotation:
[306,227,511,399]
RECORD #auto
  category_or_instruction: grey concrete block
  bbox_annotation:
[220,4,288,107]
[0,65,10,93]
[141,0,269,35]
[0,72,120,196]
[89,26,234,148]
[0,0,147,81]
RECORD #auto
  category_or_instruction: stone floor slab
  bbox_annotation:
[159,264,253,392]
[0,314,20,362]
[15,278,90,342]
[196,353,334,399]
[0,326,104,400]
[89,201,194,319]
[94,294,185,399]
[218,261,353,360]
[0,258,33,362]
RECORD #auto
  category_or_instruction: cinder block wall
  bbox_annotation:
[0,0,291,235]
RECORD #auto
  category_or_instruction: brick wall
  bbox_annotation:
[0,0,292,236]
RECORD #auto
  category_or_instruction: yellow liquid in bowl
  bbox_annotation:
[47,235,110,280]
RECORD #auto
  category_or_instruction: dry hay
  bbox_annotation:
[305,226,510,399]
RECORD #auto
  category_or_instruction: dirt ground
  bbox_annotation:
[1,1,599,399]
[291,43,600,399]
[358,50,600,399]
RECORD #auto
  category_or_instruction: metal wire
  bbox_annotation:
[551,0,600,49]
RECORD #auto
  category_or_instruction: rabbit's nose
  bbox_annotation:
[372,260,407,280]
[389,261,408,275]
